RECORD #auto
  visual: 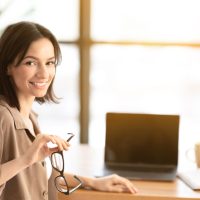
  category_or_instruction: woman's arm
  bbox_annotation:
[0,134,69,186]
[64,172,138,193]
[0,155,29,186]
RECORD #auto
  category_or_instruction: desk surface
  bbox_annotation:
[58,144,200,200]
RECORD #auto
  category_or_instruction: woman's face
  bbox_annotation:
[8,38,56,101]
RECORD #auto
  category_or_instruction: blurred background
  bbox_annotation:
[1,0,200,163]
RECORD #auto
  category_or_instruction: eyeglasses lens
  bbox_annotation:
[55,176,68,193]
[51,153,63,171]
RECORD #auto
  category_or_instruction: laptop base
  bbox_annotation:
[95,167,177,181]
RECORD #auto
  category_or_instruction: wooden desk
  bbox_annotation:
[58,145,200,200]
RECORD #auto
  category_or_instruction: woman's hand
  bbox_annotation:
[23,134,69,166]
[90,174,138,194]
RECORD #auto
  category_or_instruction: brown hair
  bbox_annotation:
[0,21,61,110]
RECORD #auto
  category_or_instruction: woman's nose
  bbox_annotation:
[36,65,49,78]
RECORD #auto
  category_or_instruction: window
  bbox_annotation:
[89,0,200,171]
[0,0,79,40]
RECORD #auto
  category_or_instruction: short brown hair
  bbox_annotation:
[0,21,61,110]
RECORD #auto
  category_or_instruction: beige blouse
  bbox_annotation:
[0,97,57,200]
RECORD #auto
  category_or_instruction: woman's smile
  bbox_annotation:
[29,81,49,89]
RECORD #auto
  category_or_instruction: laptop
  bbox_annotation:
[96,112,179,181]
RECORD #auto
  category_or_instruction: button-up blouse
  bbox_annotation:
[0,97,57,200]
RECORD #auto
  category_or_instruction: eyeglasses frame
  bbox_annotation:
[50,150,83,195]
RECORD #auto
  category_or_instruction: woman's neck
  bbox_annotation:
[18,96,35,118]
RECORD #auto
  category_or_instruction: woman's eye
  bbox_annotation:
[25,61,37,66]
[47,61,56,66]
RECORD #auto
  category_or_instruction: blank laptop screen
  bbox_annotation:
[105,113,179,167]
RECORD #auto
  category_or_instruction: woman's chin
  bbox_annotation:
[34,92,47,98]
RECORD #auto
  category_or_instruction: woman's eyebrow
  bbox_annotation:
[23,56,38,60]
[23,56,55,60]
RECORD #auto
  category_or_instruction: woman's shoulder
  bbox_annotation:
[0,98,16,126]
[0,104,15,141]
[0,103,14,123]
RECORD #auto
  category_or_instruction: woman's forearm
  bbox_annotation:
[0,155,29,186]
[64,173,95,189]
[63,173,137,193]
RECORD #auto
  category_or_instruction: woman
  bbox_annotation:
[0,21,137,200]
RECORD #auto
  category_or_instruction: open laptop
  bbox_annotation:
[96,112,179,181]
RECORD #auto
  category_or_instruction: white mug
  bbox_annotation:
[186,142,200,168]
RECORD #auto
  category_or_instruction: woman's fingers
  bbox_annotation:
[48,146,59,154]
[35,134,70,152]
[92,174,138,194]
[24,134,70,166]
[111,174,138,193]
[118,177,138,193]
[47,134,70,151]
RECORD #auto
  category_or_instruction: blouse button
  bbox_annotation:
[43,191,48,197]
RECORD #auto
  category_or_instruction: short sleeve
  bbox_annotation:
[0,106,13,195]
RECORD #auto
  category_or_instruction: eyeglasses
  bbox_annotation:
[50,150,83,195]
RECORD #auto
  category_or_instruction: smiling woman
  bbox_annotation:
[0,21,61,111]
[0,1,80,142]
[0,21,137,200]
